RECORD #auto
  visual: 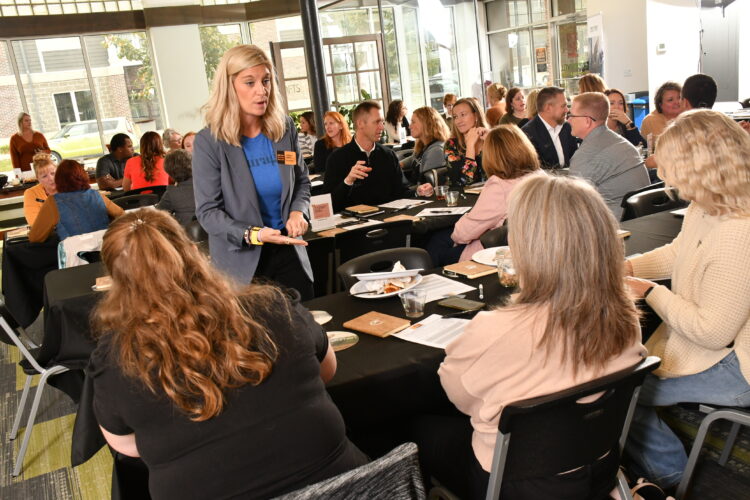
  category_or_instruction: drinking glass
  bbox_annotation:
[446,191,460,207]
[496,248,518,288]
[435,185,448,201]
[399,289,427,318]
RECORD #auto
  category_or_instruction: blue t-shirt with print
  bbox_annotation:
[241,134,284,229]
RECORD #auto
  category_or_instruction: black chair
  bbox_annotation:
[619,182,664,221]
[676,404,750,499]
[337,247,432,291]
[185,219,209,255]
[620,184,686,221]
[110,185,167,200]
[0,299,70,476]
[112,193,159,210]
[333,221,414,290]
[484,356,661,500]
[479,221,508,249]
[423,167,448,188]
[276,442,425,499]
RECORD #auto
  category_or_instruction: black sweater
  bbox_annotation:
[323,139,412,212]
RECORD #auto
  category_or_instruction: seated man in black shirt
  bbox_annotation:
[96,133,134,190]
[323,100,433,212]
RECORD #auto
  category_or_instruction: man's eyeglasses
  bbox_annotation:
[566,113,597,121]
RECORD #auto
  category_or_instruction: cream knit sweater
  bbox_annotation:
[629,203,750,381]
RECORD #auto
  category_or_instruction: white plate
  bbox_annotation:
[327,331,359,352]
[351,269,423,281]
[472,246,508,267]
[349,274,424,299]
[310,310,332,325]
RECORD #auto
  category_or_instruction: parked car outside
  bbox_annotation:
[48,117,135,163]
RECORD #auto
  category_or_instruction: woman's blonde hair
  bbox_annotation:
[412,106,450,156]
[656,109,750,217]
[17,112,30,133]
[487,83,506,103]
[449,97,488,152]
[482,125,539,179]
[203,45,286,145]
[526,89,540,120]
[322,111,352,149]
[94,209,283,421]
[32,152,54,177]
[507,174,640,374]
[578,73,607,94]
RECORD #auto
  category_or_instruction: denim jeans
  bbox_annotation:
[625,351,750,488]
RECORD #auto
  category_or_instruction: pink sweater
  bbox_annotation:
[451,174,533,262]
[439,306,646,471]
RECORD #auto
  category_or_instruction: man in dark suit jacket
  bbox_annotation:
[521,86,578,168]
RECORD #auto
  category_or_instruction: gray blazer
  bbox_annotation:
[193,117,312,284]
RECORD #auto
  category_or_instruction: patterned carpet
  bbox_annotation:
[1,315,750,499]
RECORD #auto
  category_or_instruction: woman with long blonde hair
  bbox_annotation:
[406,106,450,183]
[445,97,489,186]
[123,131,168,191]
[313,110,351,174]
[416,174,645,499]
[624,110,750,490]
[193,44,314,299]
[90,209,367,499]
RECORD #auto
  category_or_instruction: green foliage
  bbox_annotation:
[103,34,154,101]
[199,27,238,84]
[289,111,301,129]
[0,144,9,155]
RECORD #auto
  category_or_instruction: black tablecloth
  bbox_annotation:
[2,236,59,327]
[621,210,683,255]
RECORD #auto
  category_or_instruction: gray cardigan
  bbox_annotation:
[192,117,312,284]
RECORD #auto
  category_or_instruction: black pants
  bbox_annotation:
[254,243,314,301]
[424,227,466,267]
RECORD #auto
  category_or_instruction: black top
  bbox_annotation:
[323,139,412,212]
[157,178,195,226]
[521,115,579,169]
[95,153,127,180]
[90,297,367,500]
[313,139,336,175]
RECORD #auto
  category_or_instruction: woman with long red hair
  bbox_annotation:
[90,208,367,499]
[123,131,169,191]
[313,111,351,174]
[29,159,123,242]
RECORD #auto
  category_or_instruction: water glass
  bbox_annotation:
[446,190,460,207]
[399,289,427,318]
[435,185,448,201]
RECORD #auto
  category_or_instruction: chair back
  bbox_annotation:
[275,442,425,499]
[337,247,432,290]
[0,299,44,372]
[57,229,106,268]
[621,185,686,221]
[423,167,448,187]
[334,220,414,289]
[110,185,167,200]
[112,193,159,210]
[486,356,661,500]
[479,221,508,249]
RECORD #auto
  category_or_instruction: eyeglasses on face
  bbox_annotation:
[566,113,597,121]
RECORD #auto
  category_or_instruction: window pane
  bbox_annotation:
[556,21,588,94]
[199,24,242,86]
[1,42,25,173]
[284,78,311,112]
[358,71,382,100]
[331,44,355,73]
[279,47,307,79]
[354,41,378,71]
[486,0,529,32]
[530,0,546,22]
[532,27,550,87]
[488,29,531,88]
[333,73,357,104]
[554,0,586,16]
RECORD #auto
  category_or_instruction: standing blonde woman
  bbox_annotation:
[407,106,450,184]
[624,110,750,490]
[193,45,313,299]
[10,112,49,172]
[445,97,489,186]
[416,174,645,499]
[23,153,56,225]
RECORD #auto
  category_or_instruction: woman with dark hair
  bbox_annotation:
[157,149,195,226]
[28,159,123,242]
[297,111,316,160]
[604,88,646,147]
[640,81,682,139]
[445,97,489,186]
[384,99,409,143]
[90,208,367,500]
[123,131,169,191]
[417,174,645,499]
[498,87,528,127]
[313,111,351,174]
